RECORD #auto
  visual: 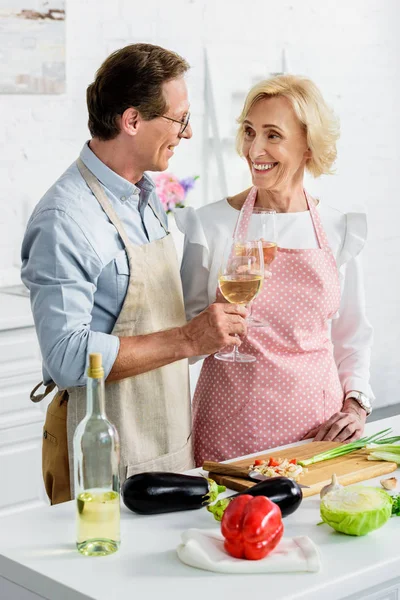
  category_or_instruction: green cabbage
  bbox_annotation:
[320,485,392,536]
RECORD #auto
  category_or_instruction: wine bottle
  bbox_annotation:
[73,353,120,556]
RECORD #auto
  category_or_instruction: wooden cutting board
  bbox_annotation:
[206,441,398,498]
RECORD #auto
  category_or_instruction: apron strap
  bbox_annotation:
[232,187,258,239]
[30,381,56,403]
[147,200,169,235]
[234,186,330,250]
[77,158,168,246]
[305,191,330,250]
[77,158,132,249]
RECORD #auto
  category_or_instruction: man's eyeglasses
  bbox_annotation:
[161,112,191,135]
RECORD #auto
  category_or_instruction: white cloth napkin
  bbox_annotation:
[177,528,321,573]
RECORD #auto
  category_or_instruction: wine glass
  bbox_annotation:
[236,207,277,327]
[214,239,264,363]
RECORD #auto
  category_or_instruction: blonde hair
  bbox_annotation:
[236,74,340,178]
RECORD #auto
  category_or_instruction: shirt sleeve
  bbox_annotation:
[21,208,120,389]
[176,207,213,365]
[176,207,211,321]
[331,251,375,401]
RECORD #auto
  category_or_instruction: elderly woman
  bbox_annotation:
[176,75,374,467]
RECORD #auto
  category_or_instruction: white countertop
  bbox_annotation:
[0,289,33,330]
[1,416,400,600]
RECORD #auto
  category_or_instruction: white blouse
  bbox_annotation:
[176,198,374,401]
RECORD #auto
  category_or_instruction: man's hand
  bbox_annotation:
[302,399,367,442]
[182,303,248,356]
[108,303,247,382]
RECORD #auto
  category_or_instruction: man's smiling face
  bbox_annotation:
[135,77,192,173]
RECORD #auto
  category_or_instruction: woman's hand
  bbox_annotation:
[302,399,367,442]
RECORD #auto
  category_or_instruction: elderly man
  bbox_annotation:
[22,43,247,504]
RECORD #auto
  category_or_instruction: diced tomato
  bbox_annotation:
[254,459,264,466]
[268,457,280,467]
[289,458,297,464]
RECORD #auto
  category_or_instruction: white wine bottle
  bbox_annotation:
[73,353,120,556]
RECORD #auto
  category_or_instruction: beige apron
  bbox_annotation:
[32,158,193,500]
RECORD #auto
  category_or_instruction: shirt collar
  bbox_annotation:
[79,142,155,204]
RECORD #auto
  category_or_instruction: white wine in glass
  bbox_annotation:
[219,273,263,305]
[215,240,264,363]
[260,240,278,266]
[236,207,277,327]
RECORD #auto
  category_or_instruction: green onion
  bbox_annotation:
[298,429,397,467]
[374,437,400,445]
[364,443,400,465]
[367,451,400,465]
[365,444,400,454]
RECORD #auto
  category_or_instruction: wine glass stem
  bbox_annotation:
[234,312,249,358]
[233,338,239,361]
[247,302,253,320]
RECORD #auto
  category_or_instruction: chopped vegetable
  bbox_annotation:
[221,495,284,560]
[299,429,398,467]
[250,457,306,481]
[320,485,392,536]
[380,477,397,491]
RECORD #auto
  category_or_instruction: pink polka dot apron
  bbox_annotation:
[192,187,343,466]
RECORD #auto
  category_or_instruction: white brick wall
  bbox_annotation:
[1,0,399,407]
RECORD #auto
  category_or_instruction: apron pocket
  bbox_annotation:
[43,429,57,445]
[323,384,343,421]
[42,395,71,505]
[195,394,254,427]
[126,438,194,479]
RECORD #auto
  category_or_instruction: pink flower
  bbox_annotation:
[155,173,186,213]
[154,173,175,190]
[158,190,169,211]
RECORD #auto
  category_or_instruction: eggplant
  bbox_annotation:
[207,476,303,521]
[122,472,226,515]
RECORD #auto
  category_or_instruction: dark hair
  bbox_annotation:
[86,43,190,140]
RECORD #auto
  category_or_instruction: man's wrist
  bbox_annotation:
[176,324,199,358]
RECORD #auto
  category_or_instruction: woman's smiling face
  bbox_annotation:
[242,95,311,191]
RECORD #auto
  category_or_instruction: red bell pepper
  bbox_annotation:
[221,495,284,560]
[268,457,280,467]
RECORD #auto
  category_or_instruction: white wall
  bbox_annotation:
[1,0,399,407]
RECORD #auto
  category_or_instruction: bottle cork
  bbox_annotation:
[88,353,104,379]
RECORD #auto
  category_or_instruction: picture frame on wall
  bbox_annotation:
[0,0,65,94]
